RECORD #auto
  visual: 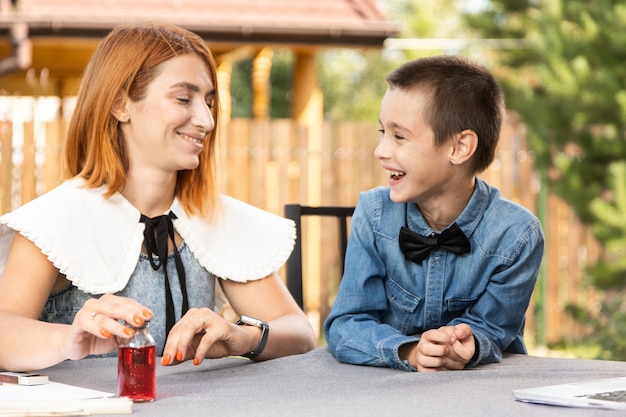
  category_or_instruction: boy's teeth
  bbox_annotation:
[388,170,405,180]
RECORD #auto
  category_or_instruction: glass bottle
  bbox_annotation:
[117,320,156,402]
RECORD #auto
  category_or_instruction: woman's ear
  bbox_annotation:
[111,92,130,123]
[449,129,478,166]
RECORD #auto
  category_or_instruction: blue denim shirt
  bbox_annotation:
[324,178,545,371]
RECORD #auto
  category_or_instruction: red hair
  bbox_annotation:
[64,22,220,216]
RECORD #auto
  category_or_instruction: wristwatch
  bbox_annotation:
[236,315,269,359]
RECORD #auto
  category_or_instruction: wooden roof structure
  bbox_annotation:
[2,0,397,46]
[0,0,398,98]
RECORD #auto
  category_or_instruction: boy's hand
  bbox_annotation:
[442,323,475,370]
[408,324,475,371]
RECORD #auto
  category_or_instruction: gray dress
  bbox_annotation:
[40,243,216,356]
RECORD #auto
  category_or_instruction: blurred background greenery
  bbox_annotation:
[230,0,626,360]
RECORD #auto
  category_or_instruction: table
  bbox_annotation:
[43,347,626,417]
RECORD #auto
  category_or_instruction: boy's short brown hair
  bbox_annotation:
[386,55,504,173]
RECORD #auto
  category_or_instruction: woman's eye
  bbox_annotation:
[176,96,191,104]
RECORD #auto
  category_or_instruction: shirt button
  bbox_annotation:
[434,256,440,263]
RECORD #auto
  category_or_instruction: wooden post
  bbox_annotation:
[216,45,257,124]
[252,48,273,120]
[0,121,13,214]
[43,119,64,193]
[21,121,36,204]
[216,61,233,124]
[291,49,324,335]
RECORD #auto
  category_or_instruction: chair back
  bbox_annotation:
[284,204,355,310]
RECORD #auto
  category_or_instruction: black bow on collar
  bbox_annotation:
[140,211,189,336]
[399,222,470,264]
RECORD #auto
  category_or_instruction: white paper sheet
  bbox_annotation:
[0,381,133,415]
[0,380,113,400]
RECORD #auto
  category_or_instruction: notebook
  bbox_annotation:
[513,377,626,410]
[0,379,133,414]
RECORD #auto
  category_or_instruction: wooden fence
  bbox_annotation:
[0,104,602,349]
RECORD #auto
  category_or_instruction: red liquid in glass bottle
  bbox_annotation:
[117,321,156,402]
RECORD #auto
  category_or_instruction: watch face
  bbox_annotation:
[236,316,269,359]
[241,315,258,327]
[239,315,266,328]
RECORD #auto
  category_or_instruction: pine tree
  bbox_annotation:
[466,0,626,358]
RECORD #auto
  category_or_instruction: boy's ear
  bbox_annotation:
[449,129,478,166]
[111,92,130,123]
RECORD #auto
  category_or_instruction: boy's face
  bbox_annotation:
[375,87,456,205]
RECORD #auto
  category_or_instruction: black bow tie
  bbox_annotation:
[399,222,470,264]
[140,211,189,337]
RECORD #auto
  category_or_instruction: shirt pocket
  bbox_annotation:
[383,276,421,334]
[443,296,479,323]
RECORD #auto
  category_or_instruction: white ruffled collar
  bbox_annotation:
[0,178,295,294]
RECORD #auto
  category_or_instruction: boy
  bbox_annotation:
[324,55,544,372]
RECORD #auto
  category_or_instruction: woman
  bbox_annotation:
[0,22,316,372]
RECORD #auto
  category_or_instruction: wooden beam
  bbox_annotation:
[252,48,273,120]
[291,49,324,332]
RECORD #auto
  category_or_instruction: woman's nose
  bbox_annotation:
[192,101,215,131]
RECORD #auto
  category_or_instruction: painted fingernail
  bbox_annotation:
[133,315,145,326]
[161,354,171,366]
[176,351,183,361]
[193,358,200,366]
[124,327,135,336]
[100,329,111,338]
[142,309,152,319]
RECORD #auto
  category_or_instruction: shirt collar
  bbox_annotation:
[405,177,489,238]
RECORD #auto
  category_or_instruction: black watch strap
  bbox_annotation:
[236,315,269,359]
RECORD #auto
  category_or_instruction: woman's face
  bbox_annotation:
[120,54,215,177]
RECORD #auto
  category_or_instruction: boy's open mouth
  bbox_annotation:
[388,170,406,181]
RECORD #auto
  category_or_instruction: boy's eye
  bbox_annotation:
[378,128,404,140]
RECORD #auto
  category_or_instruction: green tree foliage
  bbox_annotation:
[466,0,626,358]
[231,1,477,122]
[320,0,477,122]
[319,49,395,121]
[230,58,252,118]
[466,0,626,229]
[230,49,293,119]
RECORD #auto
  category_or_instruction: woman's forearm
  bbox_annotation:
[256,313,316,361]
[0,311,69,371]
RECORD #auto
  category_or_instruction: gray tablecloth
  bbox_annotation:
[43,347,626,416]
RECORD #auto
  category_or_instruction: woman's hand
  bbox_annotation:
[160,307,257,366]
[161,272,316,366]
[63,293,154,360]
